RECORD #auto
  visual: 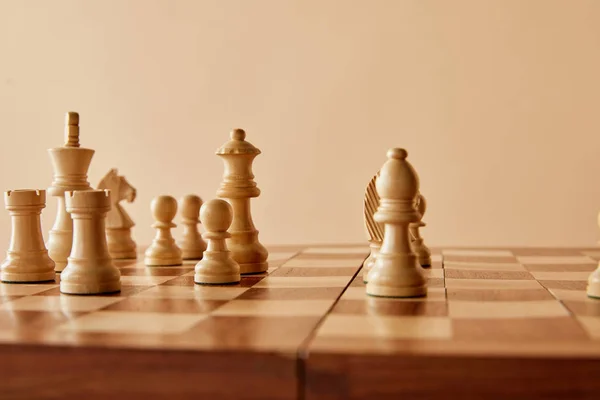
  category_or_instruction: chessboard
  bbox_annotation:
[1,245,600,399]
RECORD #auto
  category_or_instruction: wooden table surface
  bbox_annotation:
[1,244,600,400]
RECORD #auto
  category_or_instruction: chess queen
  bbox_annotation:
[215,129,268,274]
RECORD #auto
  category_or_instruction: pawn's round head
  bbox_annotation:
[200,199,233,233]
[151,195,178,223]
[180,194,202,220]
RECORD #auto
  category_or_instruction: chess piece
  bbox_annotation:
[194,199,241,285]
[1,190,55,283]
[47,112,95,272]
[144,195,182,266]
[178,194,207,260]
[366,148,427,298]
[410,193,432,267]
[363,172,384,283]
[60,190,121,294]
[216,129,268,274]
[586,210,600,299]
[98,169,137,259]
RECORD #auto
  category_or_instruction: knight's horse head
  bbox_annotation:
[119,175,137,203]
[98,169,136,203]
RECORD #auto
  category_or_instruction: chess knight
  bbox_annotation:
[98,169,137,259]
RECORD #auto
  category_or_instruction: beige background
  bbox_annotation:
[0,0,599,249]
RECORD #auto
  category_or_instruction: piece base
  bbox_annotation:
[366,283,427,298]
[144,257,183,267]
[54,261,67,272]
[0,268,56,283]
[239,261,268,275]
[60,280,121,295]
[587,282,600,299]
[194,274,241,285]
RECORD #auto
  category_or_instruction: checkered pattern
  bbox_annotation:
[0,245,368,352]
[2,246,600,358]
[310,247,600,357]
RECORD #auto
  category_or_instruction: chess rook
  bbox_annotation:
[586,210,600,298]
[60,190,121,295]
[410,193,432,267]
[366,148,427,298]
[194,199,241,285]
[1,190,55,283]
[98,169,137,259]
[47,112,95,272]
[178,194,207,260]
[144,195,182,266]
[216,129,268,274]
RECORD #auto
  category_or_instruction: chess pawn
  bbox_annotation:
[144,195,182,266]
[1,190,55,283]
[586,210,600,298]
[178,195,207,260]
[98,169,137,259]
[410,193,432,267]
[366,148,427,298]
[47,112,95,272]
[216,129,268,274]
[194,199,241,285]
[60,190,121,295]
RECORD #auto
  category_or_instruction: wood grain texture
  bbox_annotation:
[0,344,297,400]
[303,353,600,400]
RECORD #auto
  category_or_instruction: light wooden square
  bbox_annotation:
[442,249,514,257]
[120,276,175,286]
[0,295,122,312]
[529,271,591,281]
[342,286,446,302]
[254,276,350,288]
[443,261,525,271]
[316,314,452,339]
[283,258,363,268]
[445,278,543,290]
[302,247,369,255]
[448,300,569,319]
[133,285,248,300]
[517,256,595,265]
[0,284,58,296]
[58,311,206,334]
[211,299,334,317]
[577,316,600,339]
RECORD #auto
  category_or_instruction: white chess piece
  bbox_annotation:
[144,195,182,266]
[97,169,137,259]
[586,210,600,299]
[366,148,427,298]
[363,172,383,283]
[47,112,95,272]
[410,193,432,267]
[216,129,268,274]
[178,194,207,260]
[194,199,241,285]
[60,190,121,295]
[1,190,55,283]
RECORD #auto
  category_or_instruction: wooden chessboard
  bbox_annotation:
[1,245,600,399]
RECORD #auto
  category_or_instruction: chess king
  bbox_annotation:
[46,112,94,272]
[216,129,268,274]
